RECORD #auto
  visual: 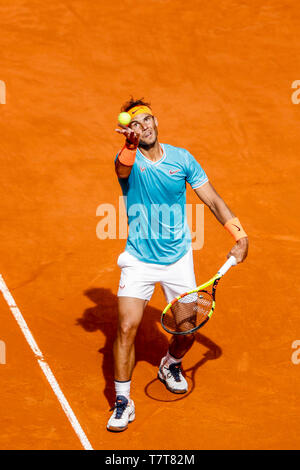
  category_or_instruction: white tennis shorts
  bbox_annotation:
[117,248,197,303]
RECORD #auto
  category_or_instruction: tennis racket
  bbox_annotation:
[161,255,237,335]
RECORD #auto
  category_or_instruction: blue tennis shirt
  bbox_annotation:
[117,143,208,265]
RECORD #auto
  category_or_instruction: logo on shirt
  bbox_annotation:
[119,284,125,289]
[169,169,180,175]
[140,167,146,172]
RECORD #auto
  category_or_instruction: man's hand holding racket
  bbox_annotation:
[227,236,248,263]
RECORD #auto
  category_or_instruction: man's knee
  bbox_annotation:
[117,298,146,339]
[118,320,139,341]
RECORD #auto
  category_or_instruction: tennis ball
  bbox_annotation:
[118,112,131,126]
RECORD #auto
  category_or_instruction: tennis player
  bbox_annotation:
[107,98,248,432]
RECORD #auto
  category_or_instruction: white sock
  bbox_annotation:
[114,380,131,400]
[163,351,184,368]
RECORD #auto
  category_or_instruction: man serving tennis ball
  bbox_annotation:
[107,98,248,432]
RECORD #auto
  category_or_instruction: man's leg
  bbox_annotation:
[107,296,147,432]
[113,296,148,381]
[169,332,195,360]
[158,248,197,393]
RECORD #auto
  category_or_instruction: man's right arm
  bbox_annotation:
[115,127,139,179]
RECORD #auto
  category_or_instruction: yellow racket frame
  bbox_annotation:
[161,255,237,335]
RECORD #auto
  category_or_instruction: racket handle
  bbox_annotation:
[217,255,237,277]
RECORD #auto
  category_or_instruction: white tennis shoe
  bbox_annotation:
[107,395,135,432]
[158,357,188,394]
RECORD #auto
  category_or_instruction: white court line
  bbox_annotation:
[0,274,93,450]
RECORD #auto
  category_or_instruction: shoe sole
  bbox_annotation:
[106,414,135,433]
[157,371,188,394]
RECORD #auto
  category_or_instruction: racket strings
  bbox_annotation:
[163,291,213,333]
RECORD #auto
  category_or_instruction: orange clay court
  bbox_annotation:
[0,0,300,450]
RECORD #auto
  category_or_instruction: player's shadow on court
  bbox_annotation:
[77,287,222,406]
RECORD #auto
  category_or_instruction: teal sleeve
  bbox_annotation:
[184,150,208,189]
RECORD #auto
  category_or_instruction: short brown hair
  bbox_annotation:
[121,97,152,113]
